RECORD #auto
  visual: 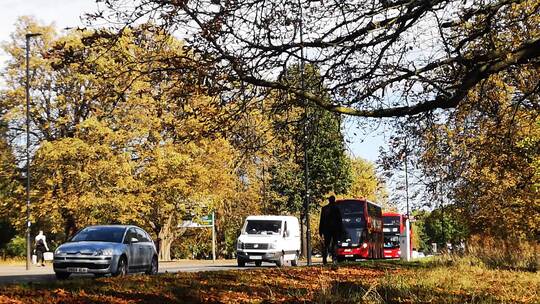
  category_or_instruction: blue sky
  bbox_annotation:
[0,0,386,163]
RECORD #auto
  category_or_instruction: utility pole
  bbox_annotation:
[212,210,216,263]
[25,32,41,271]
[402,137,411,261]
[298,0,311,265]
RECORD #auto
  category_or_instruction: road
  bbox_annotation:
[0,259,317,285]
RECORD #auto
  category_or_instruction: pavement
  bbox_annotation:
[0,259,319,285]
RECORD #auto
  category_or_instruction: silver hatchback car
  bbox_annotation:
[53,225,158,279]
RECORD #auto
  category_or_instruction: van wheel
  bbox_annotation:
[237,259,246,267]
[55,272,70,280]
[275,254,285,267]
[255,261,262,267]
[291,253,299,267]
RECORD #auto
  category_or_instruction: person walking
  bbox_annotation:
[34,230,49,267]
[319,195,343,264]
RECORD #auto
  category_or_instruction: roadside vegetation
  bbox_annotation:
[0,256,538,303]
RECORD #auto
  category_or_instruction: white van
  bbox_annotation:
[236,215,301,267]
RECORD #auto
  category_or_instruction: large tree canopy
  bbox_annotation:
[91,0,540,118]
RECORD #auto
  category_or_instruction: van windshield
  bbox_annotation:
[245,220,282,235]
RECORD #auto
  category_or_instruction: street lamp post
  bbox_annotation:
[25,32,41,271]
[297,0,312,265]
[402,137,411,261]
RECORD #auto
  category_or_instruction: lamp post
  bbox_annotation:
[296,0,312,265]
[402,137,411,261]
[25,32,41,271]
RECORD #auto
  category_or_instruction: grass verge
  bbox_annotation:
[0,259,538,303]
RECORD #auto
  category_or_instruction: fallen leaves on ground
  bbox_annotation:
[0,260,537,303]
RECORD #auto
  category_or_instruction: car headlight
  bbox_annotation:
[237,240,243,250]
[94,249,114,256]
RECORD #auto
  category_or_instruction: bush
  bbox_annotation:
[5,236,26,257]
[434,235,539,272]
[466,235,539,272]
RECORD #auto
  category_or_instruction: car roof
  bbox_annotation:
[84,225,137,230]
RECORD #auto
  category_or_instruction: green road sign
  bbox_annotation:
[200,214,213,226]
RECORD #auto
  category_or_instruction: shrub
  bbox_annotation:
[5,236,26,257]
[435,235,539,272]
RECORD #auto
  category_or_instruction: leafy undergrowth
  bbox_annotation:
[0,260,538,303]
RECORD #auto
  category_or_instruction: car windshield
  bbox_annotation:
[245,220,282,235]
[70,226,126,243]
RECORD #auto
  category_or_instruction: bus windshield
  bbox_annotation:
[383,216,400,226]
[337,200,365,228]
[384,235,400,248]
[337,200,366,245]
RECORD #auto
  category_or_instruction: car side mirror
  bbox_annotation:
[130,237,139,243]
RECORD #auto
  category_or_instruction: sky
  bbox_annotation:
[0,0,386,163]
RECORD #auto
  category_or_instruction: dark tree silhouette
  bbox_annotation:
[89,0,539,117]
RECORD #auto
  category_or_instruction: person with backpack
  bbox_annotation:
[34,230,49,266]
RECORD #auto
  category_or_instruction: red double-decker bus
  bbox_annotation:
[334,199,384,261]
[382,212,412,258]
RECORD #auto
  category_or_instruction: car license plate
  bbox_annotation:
[67,267,88,273]
[250,256,262,260]
[345,255,354,257]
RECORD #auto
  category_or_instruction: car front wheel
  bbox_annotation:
[146,256,158,275]
[113,257,128,277]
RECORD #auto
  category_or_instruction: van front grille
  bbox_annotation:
[244,243,269,250]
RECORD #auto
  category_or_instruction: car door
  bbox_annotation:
[124,228,141,270]
[135,228,152,268]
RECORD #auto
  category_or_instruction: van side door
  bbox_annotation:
[282,220,294,256]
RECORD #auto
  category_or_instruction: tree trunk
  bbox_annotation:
[158,215,174,261]
[157,214,186,261]
[158,236,173,261]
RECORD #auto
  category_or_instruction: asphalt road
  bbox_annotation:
[0,259,314,285]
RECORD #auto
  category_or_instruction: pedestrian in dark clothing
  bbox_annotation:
[319,195,343,264]
[34,230,49,266]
